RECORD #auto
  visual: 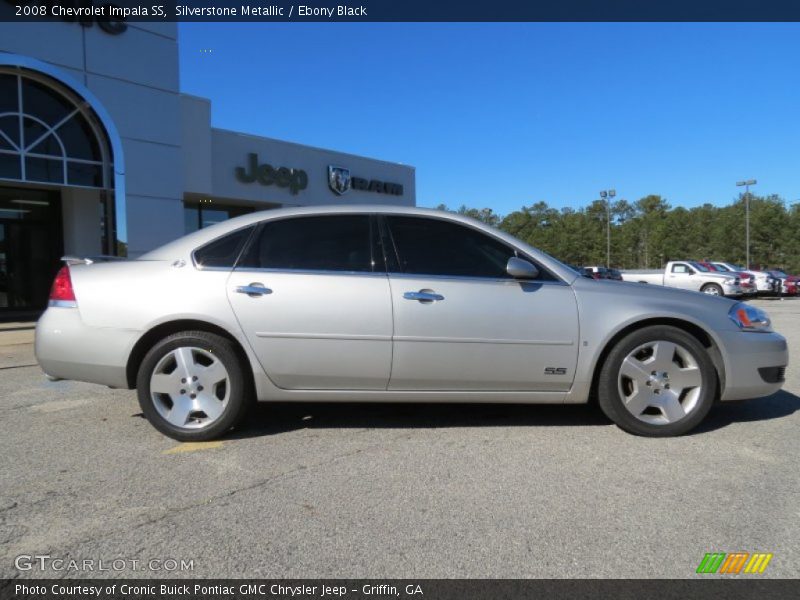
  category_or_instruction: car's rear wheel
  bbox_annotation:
[597,325,717,436]
[136,331,251,441]
[701,283,723,296]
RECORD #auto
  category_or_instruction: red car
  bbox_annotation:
[769,270,799,296]
[697,261,756,295]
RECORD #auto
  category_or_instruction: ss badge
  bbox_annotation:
[544,367,567,375]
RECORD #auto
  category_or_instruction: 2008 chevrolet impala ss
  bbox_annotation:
[35,206,788,440]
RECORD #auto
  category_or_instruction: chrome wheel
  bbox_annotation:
[617,340,703,425]
[703,285,721,296]
[149,346,230,429]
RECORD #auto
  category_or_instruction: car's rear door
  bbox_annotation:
[226,214,392,390]
[382,215,579,392]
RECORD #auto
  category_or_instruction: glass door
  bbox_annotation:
[0,187,63,316]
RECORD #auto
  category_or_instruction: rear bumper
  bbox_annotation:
[718,330,788,401]
[35,307,138,389]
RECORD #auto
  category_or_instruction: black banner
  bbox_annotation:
[4,0,800,23]
[2,580,800,600]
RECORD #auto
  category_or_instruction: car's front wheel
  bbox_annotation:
[701,283,723,296]
[597,325,717,436]
[136,331,252,441]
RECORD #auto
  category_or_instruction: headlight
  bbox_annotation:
[728,302,772,332]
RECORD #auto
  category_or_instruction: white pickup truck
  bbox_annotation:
[621,261,743,297]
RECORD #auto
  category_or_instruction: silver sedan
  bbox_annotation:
[35,206,788,440]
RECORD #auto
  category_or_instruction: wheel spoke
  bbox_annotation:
[624,388,651,416]
[199,359,227,385]
[651,341,677,371]
[620,356,651,383]
[670,366,702,391]
[173,347,195,378]
[167,397,193,427]
[151,373,179,395]
[196,394,225,421]
[659,394,685,422]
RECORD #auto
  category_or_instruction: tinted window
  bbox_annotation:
[386,216,522,279]
[194,226,254,268]
[240,215,375,272]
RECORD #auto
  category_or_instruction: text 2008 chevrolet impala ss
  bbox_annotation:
[35,206,788,440]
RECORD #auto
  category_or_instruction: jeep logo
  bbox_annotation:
[235,153,308,195]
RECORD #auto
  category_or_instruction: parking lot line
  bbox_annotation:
[162,441,224,454]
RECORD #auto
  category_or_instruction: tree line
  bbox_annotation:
[437,194,799,272]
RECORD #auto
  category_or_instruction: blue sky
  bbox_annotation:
[179,23,800,215]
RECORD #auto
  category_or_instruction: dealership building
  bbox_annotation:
[0,20,416,317]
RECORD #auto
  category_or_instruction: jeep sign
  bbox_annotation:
[235,153,308,195]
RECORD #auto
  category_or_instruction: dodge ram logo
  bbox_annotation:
[328,166,351,195]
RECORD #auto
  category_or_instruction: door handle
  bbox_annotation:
[403,290,444,303]
[235,283,272,297]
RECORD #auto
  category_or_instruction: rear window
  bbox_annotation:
[238,215,376,272]
[193,226,254,269]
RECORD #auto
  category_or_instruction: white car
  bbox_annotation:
[621,261,743,296]
[711,262,777,294]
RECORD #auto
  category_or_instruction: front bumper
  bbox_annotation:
[718,330,788,401]
[721,281,745,296]
[35,307,138,389]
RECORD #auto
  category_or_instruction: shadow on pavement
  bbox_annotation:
[694,389,800,434]
[229,390,800,439]
[231,401,610,439]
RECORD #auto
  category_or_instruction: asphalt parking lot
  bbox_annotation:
[1,298,798,579]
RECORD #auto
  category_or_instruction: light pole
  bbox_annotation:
[599,189,616,268]
[736,179,757,268]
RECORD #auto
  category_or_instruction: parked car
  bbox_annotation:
[710,262,776,294]
[607,268,623,281]
[583,266,612,280]
[567,264,594,279]
[35,206,787,439]
[768,270,798,296]
[620,261,743,297]
[696,261,756,295]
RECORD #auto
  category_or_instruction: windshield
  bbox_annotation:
[690,262,710,272]
[713,263,731,272]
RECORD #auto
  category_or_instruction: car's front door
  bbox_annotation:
[382,215,579,392]
[227,214,392,390]
[667,262,698,291]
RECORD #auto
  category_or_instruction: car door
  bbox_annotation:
[666,262,699,291]
[382,215,579,392]
[226,214,393,390]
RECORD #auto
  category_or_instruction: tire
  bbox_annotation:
[136,331,252,441]
[597,325,717,437]
[701,283,723,296]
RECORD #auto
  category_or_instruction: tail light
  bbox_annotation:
[49,265,77,307]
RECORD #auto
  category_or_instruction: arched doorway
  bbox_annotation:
[0,65,119,316]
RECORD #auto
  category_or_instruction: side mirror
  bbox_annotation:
[506,257,539,279]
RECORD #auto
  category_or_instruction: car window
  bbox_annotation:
[713,263,730,271]
[672,263,692,274]
[692,262,710,272]
[193,226,255,269]
[385,216,552,280]
[238,215,376,272]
